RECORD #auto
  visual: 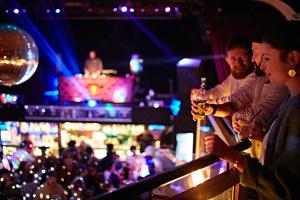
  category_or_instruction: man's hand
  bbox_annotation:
[204,134,230,159]
[190,88,206,101]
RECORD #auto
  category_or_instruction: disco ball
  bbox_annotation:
[0,24,39,86]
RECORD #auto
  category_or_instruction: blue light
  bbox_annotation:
[148,124,165,131]
[44,90,59,96]
[104,103,113,109]
[53,78,58,88]
[169,98,181,116]
[55,8,61,14]
[0,124,8,130]
[200,126,211,132]
[87,99,97,107]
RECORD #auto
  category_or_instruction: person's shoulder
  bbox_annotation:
[222,73,234,82]
[243,72,258,82]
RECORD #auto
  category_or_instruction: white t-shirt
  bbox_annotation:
[206,72,258,104]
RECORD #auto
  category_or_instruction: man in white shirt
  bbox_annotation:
[191,37,257,106]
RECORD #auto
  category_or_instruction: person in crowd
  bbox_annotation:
[103,161,121,191]
[155,148,176,172]
[56,151,78,198]
[70,164,88,199]
[126,145,143,181]
[191,36,257,106]
[159,125,175,150]
[203,22,300,199]
[20,133,34,154]
[141,145,163,176]
[137,126,154,153]
[84,50,103,76]
[66,140,79,161]
[16,161,39,199]
[100,143,118,172]
[13,138,35,165]
[33,171,67,200]
[0,169,22,200]
[85,162,105,196]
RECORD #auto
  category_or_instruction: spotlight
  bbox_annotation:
[46,9,51,14]
[154,8,159,13]
[87,99,97,107]
[55,8,61,14]
[120,6,127,13]
[129,8,134,13]
[113,7,118,12]
[165,7,171,13]
[13,8,19,14]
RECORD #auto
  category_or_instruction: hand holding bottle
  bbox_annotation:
[190,77,207,121]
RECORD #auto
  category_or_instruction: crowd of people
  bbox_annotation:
[0,126,178,200]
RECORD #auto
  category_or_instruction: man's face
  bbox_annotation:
[47,176,57,187]
[252,42,262,65]
[252,42,265,76]
[225,48,252,79]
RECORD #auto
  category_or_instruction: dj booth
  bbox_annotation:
[58,75,134,103]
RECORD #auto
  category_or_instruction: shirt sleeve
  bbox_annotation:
[206,72,257,105]
[206,75,232,100]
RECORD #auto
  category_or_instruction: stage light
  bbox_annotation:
[169,98,181,116]
[46,9,51,14]
[113,7,118,12]
[154,8,159,13]
[176,58,202,68]
[130,54,143,74]
[113,88,126,103]
[13,8,19,14]
[165,7,171,13]
[44,90,59,96]
[5,9,9,13]
[130,8,134,13]
[87,99,97,107]
[73,97,83,102]
[0,93,19,104]
[120,6,127,13]
[153,102,160,108]
[55,8,61,14]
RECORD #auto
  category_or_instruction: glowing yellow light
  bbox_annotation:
[191,169,206,186]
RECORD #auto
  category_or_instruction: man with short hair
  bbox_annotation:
[199,37,257,104]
